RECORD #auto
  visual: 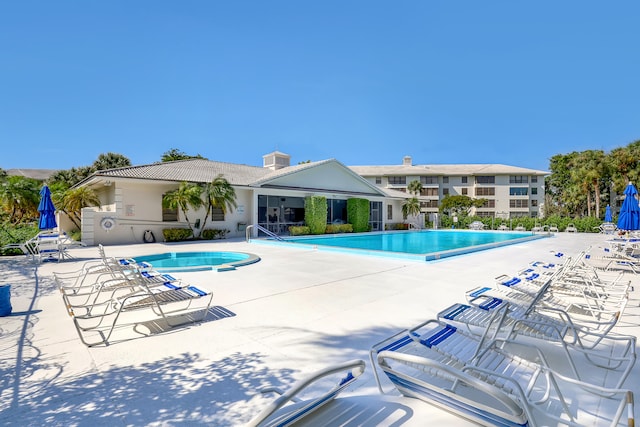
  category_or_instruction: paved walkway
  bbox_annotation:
[0,232,638,426]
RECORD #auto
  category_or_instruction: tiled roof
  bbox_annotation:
[349,163,549,176]
[89,159,271,186]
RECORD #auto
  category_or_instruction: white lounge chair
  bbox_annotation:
[371,319,635,427]
[437,298,636,388]
[497,223,509,231]
[469,221,485,230]
[514,224,526,232]
[565,223,578,232]
[67,280,213,347]
[246,359,365,427]
[548,224,559,233]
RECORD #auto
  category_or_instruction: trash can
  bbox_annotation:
[0,284,12,316]
[237,222,247,232]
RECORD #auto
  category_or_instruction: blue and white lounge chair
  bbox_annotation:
[437,297,636,389]
[246,359,365,427]
[371,319,635,426]
[67,279,213,347]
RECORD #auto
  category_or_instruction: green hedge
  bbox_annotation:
[289,225,311,236]
[439,214,610,232]
[305,196,327,235]
[347,198,370,232]
[325,223,353,234]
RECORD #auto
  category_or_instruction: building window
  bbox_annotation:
[443,176,449,184]
[510,176,529,184]
[531,188,538,195]
[443,188,449,196]
[531,176,538,183]
[461,176,467,184]
[476,176,495,184]
[211,207,225,221]
[510,211,529,218]
[422,188,439,196]
[462,188,468,195]
[509,187,528,196]
[531,200,538,207]
[375,177,381,185]
[162,193,178,221]
[387,204,393,220]
[510,200,529,208]
[475,187,495,196]
[388,176,406,185]
[480,199,495,208]
[420,176,438,185]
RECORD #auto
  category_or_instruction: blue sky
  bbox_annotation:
[1,1,638,172]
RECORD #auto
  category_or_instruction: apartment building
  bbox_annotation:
[350,156,548,219]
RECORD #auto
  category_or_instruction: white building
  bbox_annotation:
[350,156,548,220]
[67,152,547,245]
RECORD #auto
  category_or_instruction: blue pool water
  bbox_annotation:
[258,230,546,261]
[133,251,260,272]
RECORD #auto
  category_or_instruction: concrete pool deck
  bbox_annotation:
[1,232,639,426]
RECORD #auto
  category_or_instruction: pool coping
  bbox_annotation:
[133,251,261,272]
[251,230,550,261]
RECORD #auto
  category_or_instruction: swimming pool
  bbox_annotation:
[133,251,260,272]
[254,230,546,261]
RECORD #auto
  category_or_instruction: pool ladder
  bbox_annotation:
[246,224,284,242]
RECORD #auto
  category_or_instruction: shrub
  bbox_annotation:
[305,196,327,234]
[385,223,409,230]
[162,228,193,242]
[201,228,230,240]
[325,223,353,234]
[347,198,370,232]
[289,225,310,236]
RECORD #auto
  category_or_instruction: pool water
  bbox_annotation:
[260,230,546,261]
[133,251,260,272]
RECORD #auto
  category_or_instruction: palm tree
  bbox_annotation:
[58,187,101,230]
[161,148,205,162]
[402,197,421,220]
[162,182,203,237]
[198,175,237,237]
[0,176,40,223]
[92,152,132,171]
[407,180,423,196]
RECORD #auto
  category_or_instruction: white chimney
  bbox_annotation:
[403,156,412,166]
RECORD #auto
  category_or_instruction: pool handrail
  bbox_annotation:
[246,224,284,242]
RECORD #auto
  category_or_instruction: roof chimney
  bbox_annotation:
[263,151,291,170]
[403,156,412,166]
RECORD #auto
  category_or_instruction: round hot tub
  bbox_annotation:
[133,251,260,272]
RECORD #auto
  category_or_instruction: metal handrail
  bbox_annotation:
[245,224,284,242]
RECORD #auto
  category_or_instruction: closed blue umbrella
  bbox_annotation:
[616,182,640,231]
[605,204,613,222]
[38,185,57,230]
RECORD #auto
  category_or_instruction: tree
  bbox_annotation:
[92,152,132,171]
[198,175,237,237]
[161,149,206,162]
[58,186,101,230]
[0,176,40,223]
[439,195,486,217]
[162,182,203,237]
[407,180,423,196]
[401,197,421,219]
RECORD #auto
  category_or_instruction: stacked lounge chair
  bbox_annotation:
[370,249,637,426]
